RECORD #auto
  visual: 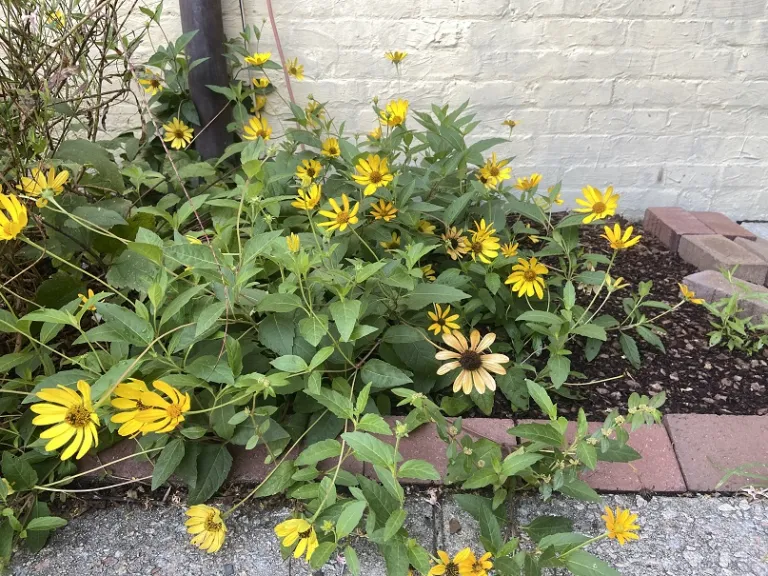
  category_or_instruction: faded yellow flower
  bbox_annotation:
[186,505,227,553]
[286,57,304,80]
[380,99,409,127]
[251,95,267,114]
[502,119,517,130]
[243,116,272,140]
[505,257,549,299]
[442,227,470,260]
[295,159,322,186]
[602,507,640,546]
[436,330,509,395]
[370,199,398,222]
[292,184,322,211]
[574,185,619,223]
[78,288,96,311]
[275,518,318,561]
[31,381,99,460]
[321,137,341,158]
[678,283,705,305]
[252,77,271,89]
[514,173,542,192]
[139,76,163,96]
[427,304,459,336]
[421,264,436,281]
[602,223,641,250]
[478,153,511,189]
[317,194,360,233]
[369,126,383,140]
[244,52,271,66]
[380,231,401,251]
[385,51,407,64]
[352,154,394,196]
[0,193,28,241]
[162,118,194,150]
[418,219,436,235]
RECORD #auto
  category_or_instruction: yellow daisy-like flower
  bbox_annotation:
[78,288,96,312]
[110,379,151,437]
[370,199,398,222]
[31,381,99,460]
[478,153,511,189]
[606,275,630,291]
[295,159,322,186]
[471,219,495,241]
[500,242,519,258]
[574,185,619,223]
[129,380,190,434]
[385,51,407,64]
[244,52,271,66]
[429,548,473,576]
[317,194,360,233]
[369,126,383,141]
[287,233,300,253]
[352,154,394,196]
[421,264,436,281]
[602,507,640,546]
[253,77,270,89]
[468,222,500,264]
[502,119,517,130]
[602,223,641,251]
[505,257,549,299]
[441,227,471,260]
[286,57,304,80]
[19,166,69,198]
[380,231,401,251]
[138,76,163,96]
[418,220,436,235]
[459,551,494,576]
[162,118,194,150]
[186,505,227,554]
[321,137,341,158]
[436,330,509,395]
[0,193,28,242]
[243,116,272,141]
[427,304,460,336]
[251,95,267,114]
[514,173,542,192]
[292,183,322,211]
[678,283,705,305]
[380,99,409,127]
[275,518,318,561]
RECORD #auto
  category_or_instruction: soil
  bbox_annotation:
[492,216,768,420]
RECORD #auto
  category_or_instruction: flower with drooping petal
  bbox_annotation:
[514,173,542,192]
[385,51,407,64]
[380,231,400,251]
[244,52,271,66]
[131,380,190,434]
[251,95,267,114]
[505,257,549,299]
[110,379,151,437]
[678,283,704,305]
[441,227,470,260]
[186,505,227,553]
[275,518,318,561]
[427,304,460,336]
[317,194,359,233]
[286,57,304,80]
[574,185,619,223]
[478,153,511,189]
[78,288,96,311]
[380,99,409,127]
[429,548,473,576]
[292,183,322,211]
[321,137,341,158]
[295,159,322,186]
[500,242,519,258]
[421,264,436,281]
[31,381,99,460]
[0,193,28,241]
[252,77,270,89]
[369,126,382,141]
[287,233,300,253]
[139,76,163,96]
[370,199,398,222]
[502,119,517,130]
[243,116,272,141]
[19,167,69,201]
[436,330,509,395]
[602,507,640,546]
[602,223,641,250]
[352,154,394,196]
[458,550,493,576]
[162,118,194,150]
[418,220,436,235]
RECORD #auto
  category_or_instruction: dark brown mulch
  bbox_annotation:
[493,216,768,420]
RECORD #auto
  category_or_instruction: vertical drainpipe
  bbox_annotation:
[179,0,232,160]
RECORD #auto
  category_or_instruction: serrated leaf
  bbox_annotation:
[341,431,397,468]
[195,302,227,337]
[298,315,328,347]
[573,324,608,341]
[383,509,406,541]
[152,439,185,490]
[26,516,67,531]
[357,413,392,435]
[1,453,37,491]
[547,355,570,387]
[270,355,308,373]
[523,516,574,543]
[576,442,598,470]
[295,439,342,466]
[360,359,412,390]
[517,310,563,325]
[619,333,641,368]
[398,459,440,481]
[329,300,361,342]
[508,423,563,447]
[160,285,208,326]
[336,501,367,539]
[462,467,499,489]
[564,550,621,576]
[403,284,471,310]
[257,293,303,313]
[557,478,601,502]
[186,444,232,504]
[501,452,544,477]
[95,302,154,345]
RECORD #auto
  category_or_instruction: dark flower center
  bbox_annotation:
[445,563,460,576]
[592,201,606,213]
[489,166,500,177]
[459,350,483,371]
[65,405,91,428]
[298,528,313,539]
[167,404,183,419]
[205,515,222,532]
[306,167,315,177]
[369,171,382,184]
[329,146,338,155]
[523,270,537,281]
[336,212,350,224]
[471,241,483,253]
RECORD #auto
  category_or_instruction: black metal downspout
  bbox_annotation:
[179,0,232,159]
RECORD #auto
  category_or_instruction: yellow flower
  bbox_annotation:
[678,283,705,305]
[287,233,300,253]
[139,76,163,96]
[502,119,517,129]
[385,51,407,64]
[318,194,360,233]
[19,167,69,198]
[380,231,401,250]
[524,224,541,244]
[47,10,65,26]
[427,304,459,336]
[369,126,383,140]
[0,193,28,241]
[471,219,495,241]
[244,52,271,66]
[251,95,267,114]
[514,173,542,192]
[352,154,394,196]
[78,288,96,311]
[162,118,194,150]
[436,330,509,395]
[478,153,511,189]
[505,257,549,299]
[468,221,500,264]
[459,551,494,576]
[441,227,471,260]
[110,379,151,437]
[295,159,322,186]
[380,99,409,127]
[275,518,318,561]
[253,77,271,89]
[574,185,619,223]
[602,223,641,250]
[31,381,99,460]
[370,199,398,222]
[606,275,630,291]
[186,505,227,553]
[417,220,436,235]
[321,137,341,157]
[292,183,322,211]
[243,116,272,141]
[602,507,640,546]
[130,380,190,434]
[500,242,519,258]
[286,57,304,80]
[429,548,473,575]
[421,264,436,281]
[186,235,203,245]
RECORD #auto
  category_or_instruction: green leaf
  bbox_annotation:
[55,139,124,192]
[178,162,216,179]
[563,281,576,309]
[152,439,185,490]
[383,509,407,541]
[195,302,227,337]
[336,501,367,539]
[523,516,574,543]
[26,516,68,531]
[619,333,641,368]
[95,302,154,345]
[383,538,410,576]
[443,191,474,225]
[564,550,621,576]
[635,325,665,352]
[398,459,440,481]
[577,442,598,470]
[305,389,354,419]
[25,501,52,553]
[453,494,503,553]
[508,423,564,447]
[345,545,361,576]
[270,355,308,373]
[160,285,207,326]
[573,324,608,341]
[517,310,563,325]
[547,355,570,387]
[462,467,499,489]
[127,242,164,265]
[357,413,392,435]
[165,244,219,271]
[341,431,397,468]
[22,309,74,326]
[597,440,641,463]
[298,315,328,347]
[72,206,127,227]
[557,478,601,502]
[295,439,342,466]
[526,380,556,420]
[506,196,546,224]
[383,325,423,344]
[403,284,471,310]
[360,359,412,390]
[0,351,36,374]
[186,356,235,385]
[539,532,590,551]
[309,346,335,371]
[329,300,361,342]
[485,272,501,295]
[257,293,303,313]
[254,459,295,497]
[309,542,337,570]
[186,444,232,504]
[259,313,295,356]
[501,452,544,477]
[1,453,37,491]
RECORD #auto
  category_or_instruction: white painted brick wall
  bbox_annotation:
[115,0,768,220]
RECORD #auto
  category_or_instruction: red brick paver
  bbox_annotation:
[735,238,768,282]
[643,207,714,251]
[678,234,768,285]
[682,270,768,318]
[691,212,757,241]
[664,414,768,492]
[79,440,153,480]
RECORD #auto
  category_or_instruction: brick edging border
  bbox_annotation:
[80,414,768,494]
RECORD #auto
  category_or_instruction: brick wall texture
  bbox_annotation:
[119,0,768,219]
